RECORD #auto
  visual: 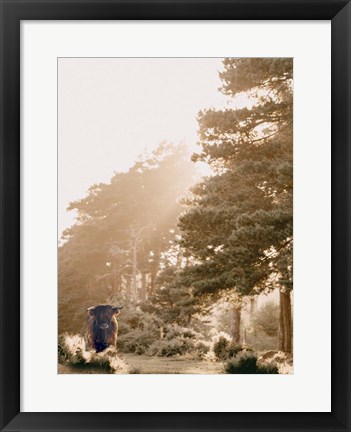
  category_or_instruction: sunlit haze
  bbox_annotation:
[58,58,236,238]
[58,58,293,374]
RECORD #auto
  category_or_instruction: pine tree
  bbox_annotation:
[59,143,195,333]
[179,58,293,352]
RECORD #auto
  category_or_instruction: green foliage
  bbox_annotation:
[252,301,279,337]
[224,351,278,374]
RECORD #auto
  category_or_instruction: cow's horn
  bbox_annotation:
[87,306,95,312]
[112,306,123,311]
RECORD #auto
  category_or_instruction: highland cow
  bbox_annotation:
[86,304,123,353]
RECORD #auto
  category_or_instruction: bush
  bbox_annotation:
[58,333,88,366]
[227,343,244,358]
[213,337,243,361]
[257,361,279,374]
[117,312,162,354]
[213,337,229,360]
[58,333,130,374]
[194,341,210,357]
[118,328,157,355]
[118,313,209,359]
[116,309,198,356]
[164,324,197,340]
[147,337,190,357]
[258,351,293,374]
[224,352,278,374]
[129,367,142,374]
[58,334,71,364]
[225,352,258,374]
[146,334,210,358]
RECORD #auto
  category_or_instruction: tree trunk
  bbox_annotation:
[150,268,157,295]
[140,272,147,300]
[231,304,242,344]
[283,290,292,353]
[279,289,292,353]
[242,327,247,347]
[249,296,256,317]
[279,291,285,351]
[125,276,132,301]
[176,248,183,270]
[149,249,160,295]
[132,240,138,299]
[114,271,121,296]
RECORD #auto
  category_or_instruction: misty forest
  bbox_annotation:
[58,58,293,374]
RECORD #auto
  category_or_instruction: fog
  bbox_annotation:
[58,58,230,237]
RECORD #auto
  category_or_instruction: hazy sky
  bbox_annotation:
[58,58,231,238]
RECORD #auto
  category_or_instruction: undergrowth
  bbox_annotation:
[58,333,130,374]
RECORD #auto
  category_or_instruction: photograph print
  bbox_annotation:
[58,58,293,375]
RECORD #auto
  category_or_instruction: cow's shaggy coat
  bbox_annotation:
[86,305,123,353]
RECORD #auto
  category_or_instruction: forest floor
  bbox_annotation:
[58,354,223,375]
[122,354,223,374]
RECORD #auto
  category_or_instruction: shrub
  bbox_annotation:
[147,337,190,357]
[58,333,130,374]
[194,341,210,357]
[118,328,157,355]
[213,337,244,361]
[257,361,279,374]
[227,343,244,358]
[58,333,89,366]
[258,351,293,374]
[224,352,278,374]
[117,310,163,354]
[213,337,230,360]
[118,314,209,359]
[129,367,142,374]
[146,335,210,358]
[58,334,71,364]
[225,352,258,374]
[164,324,196,340]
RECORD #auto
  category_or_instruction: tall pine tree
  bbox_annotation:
[179,58,293,352]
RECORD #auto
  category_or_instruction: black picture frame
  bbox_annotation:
[0,1,350,431]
